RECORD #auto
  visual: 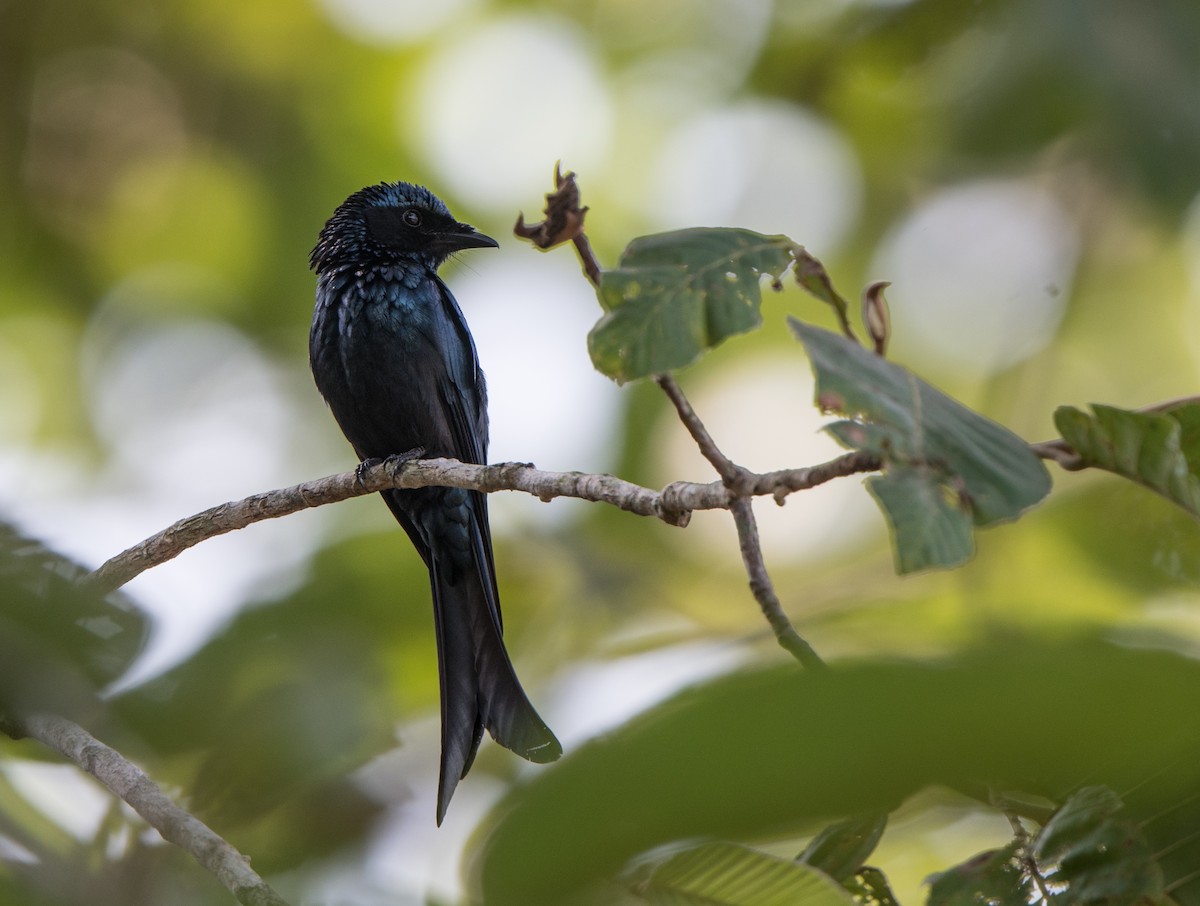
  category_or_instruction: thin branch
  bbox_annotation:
[1030,438,1084,470]
[654,372,826,668]
[572,230,602,287]
[519,173,830,669]
[730,497,826,670]
[4,712,289,906]
[1153,823,1200,860]
[86,453,883,595]
[1166,865,1200,896]
[654,374,747,488]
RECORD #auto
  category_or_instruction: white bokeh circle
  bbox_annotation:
[649,100,863,253]
[409,15,613,212]
[314,0,480,46]
[872,180,1079,375]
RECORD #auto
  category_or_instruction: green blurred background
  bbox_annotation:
[2,0,1200,903]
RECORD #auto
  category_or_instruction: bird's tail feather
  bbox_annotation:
[430,550,561,825]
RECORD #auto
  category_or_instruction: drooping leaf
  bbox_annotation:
[1033,785,1162,904]
[1054,402,1200,516]
[628,842,856,906]
[798,813,888,883]
[589,228,797,382]
[474,640,1200,906]
[792,321,1051,572]
[793,248,855,338]
[866,467,974,572]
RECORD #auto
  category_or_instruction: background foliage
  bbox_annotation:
[3,0,1200,903]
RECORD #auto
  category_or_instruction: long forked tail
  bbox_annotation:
[428,507,561,824]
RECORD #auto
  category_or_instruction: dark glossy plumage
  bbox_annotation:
[309,181,560,824]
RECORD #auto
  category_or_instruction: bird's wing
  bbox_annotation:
[430,274,488,464]
[431,276,504,625]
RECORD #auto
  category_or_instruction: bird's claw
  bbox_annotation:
[356,448,426,487]
[355,458,383,487]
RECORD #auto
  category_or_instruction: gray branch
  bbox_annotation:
[86,453,882,595]
[4,712,289,906]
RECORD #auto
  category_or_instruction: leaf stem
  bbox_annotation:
[533,172,826,669]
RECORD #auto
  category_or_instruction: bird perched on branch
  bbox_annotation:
[309,182,561,823]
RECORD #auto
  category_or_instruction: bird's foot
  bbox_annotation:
[356,448,426,486]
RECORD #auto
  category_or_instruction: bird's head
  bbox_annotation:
[310,181,497,274]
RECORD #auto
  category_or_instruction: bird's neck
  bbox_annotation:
[320,254,439,286]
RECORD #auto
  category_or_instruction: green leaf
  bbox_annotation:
[798,813,888,883]
[1054,403,1200,516]
[110,531,406,871]
[1033,786,1162,904]
[589,228,796,382]
[0,524,147,718]
[628,842,857,906]
[791,321,1051,572]
[473,640,1200,906]
[927,841,1030,906]
[866,467,974,572]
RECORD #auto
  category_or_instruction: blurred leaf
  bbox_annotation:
[798,813,888,883]
[793,321,1051,572]
[0,523,146,718]
[1124,768,1200,905]
[929,786,1163,905]
[927,841,1029,906]
[1038,480,1200,594]
[847,867,900,906]
[866,467,974,572]
[589,228,796,382]
[473,640,1200,905]
[1055,403,1200,516]
[110,531,409,869]
[628,842,856,906]
[940,0,1200,217]
[1033,785,1162,904]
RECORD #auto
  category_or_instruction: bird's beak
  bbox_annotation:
[434,223,499,253]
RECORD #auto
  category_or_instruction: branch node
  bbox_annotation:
[658,481,693,527]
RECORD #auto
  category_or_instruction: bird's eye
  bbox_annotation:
[402,209,422,227]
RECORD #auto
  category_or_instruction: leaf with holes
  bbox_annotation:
[589,228,797,382]
[793,321,1051,572]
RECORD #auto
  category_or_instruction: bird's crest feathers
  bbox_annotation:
[310,181,492,273]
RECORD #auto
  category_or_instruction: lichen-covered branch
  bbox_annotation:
[86,453,883,595]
